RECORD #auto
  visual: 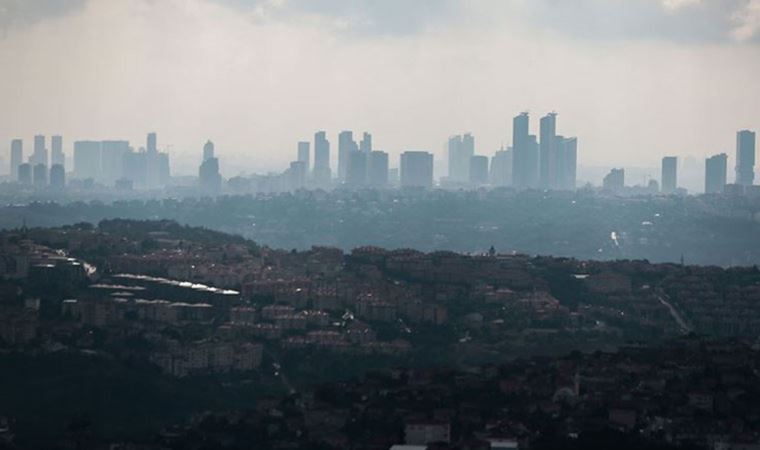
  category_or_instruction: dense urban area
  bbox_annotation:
[1,219,760,449]
[2,189,760,267]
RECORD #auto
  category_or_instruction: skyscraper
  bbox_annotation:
[560,137,578,190]
[603,168,625,192]
[157,152,171,186]
[346,150,367,187]
[10,139,22,180]
[33,163,48,188]
[199,157,222,194]
[447,133,475,183]
[338,131,357,181]
[490,147,513,187]
[470,155,489,185]
[400,151,434,188]
[122,149,148,187]
[360,132,372,153]
[74,141,102,180]
[447,135,463,182]
[705,153,727,194]
[661,156,678,194]
[297,141,310,172]
[289,161,307,190]
[18,163,32,185]
[736,130,756,186]
[314,131,331,186]
[147,132,157,154]
[539,113,557,189]
[50,164,66,189]
[101,141,130,184]
[51,135,64,167]
[368,151,389,187]
[32,135,47,167]
[145,132,161,188]
[203,140,215,162]
[512,113,537,189]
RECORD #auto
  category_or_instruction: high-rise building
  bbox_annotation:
[297,141,310,172]
[512,113,537,189]
[101,140,129,184]
[289,161,307,190]
[400,151,434,188]
[10,139,22,180]
[33,163,48,188]
[736,130,756,186]
[447,135,463,182]
[314,131,331,186]
[49,164,66,189]
[51,135,64,167]
[145,132,163,188]
[447,134,475,183]
[490,147,513,187]
[526,135,540,188]
[368,151,389,187]
[157,152,171,186]
[539,113,557,189]
[32,135,47,167]
[338,131,357,181]
[603,168,625,191]
[74,141,102,180]
[122,149,148,187]
[199,157,222,193]
[705,153,728,194]
[360,132,372,153]
[346,150,368,187]
[203,140,215,162]
[554,136,578,191]
[18,163,32,185]
[661,156,678,194]
[470,155,489,185]
[147,132,157,154]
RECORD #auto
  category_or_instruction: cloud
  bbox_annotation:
[0,0,87,33]
[213,0,460,35]
[661,0,702,12]
[732,0,760,41]
[3,0,760,43]
[211,0,760,43]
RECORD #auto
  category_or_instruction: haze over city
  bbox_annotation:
[5,2,760,449]
[2,0,760,176]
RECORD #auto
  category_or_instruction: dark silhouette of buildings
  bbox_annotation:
[661,156,678,194]
[490,146,512,187]
[31,134,47,168]
[447,133,474,183]
[603,168,625,191]
[297,141,310,172]
[10,139,22,180]
[51,135,64,167]
[314,131,331,186]
[203,140,215,162]
[338,130,357,182]
[32,163,47,188]
[400,151,434,188]
[736,130,756,187]
[705,153,727,194]
[469,155,489,186]
[49,164,65,189]
[17,163,31,185]
[512,112,535,188]
[368,151,389,187]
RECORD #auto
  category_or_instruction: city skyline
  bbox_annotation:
[2,0,760,174]
[5,120,757,196]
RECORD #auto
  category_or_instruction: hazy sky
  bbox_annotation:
[1,0,759,176]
